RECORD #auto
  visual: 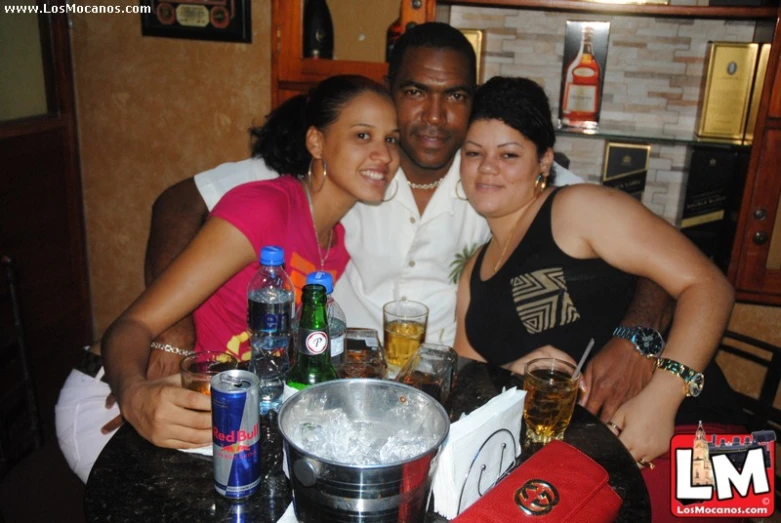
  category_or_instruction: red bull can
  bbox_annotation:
[211,369,261,498]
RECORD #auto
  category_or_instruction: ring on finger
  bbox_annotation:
[606,421,623,435]
[637,459,655,470]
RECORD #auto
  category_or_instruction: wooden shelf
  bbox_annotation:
[441,0,778,19]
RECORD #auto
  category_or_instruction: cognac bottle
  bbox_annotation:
[561,26,601,127]
[303,0,334,59]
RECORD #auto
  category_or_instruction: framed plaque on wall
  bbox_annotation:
[141,0,251,43]
[695,42,758,141]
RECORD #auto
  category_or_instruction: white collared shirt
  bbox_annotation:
[194,156,583,346]
[334,155,490,345]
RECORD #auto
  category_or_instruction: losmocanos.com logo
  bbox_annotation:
[670,422,775,518]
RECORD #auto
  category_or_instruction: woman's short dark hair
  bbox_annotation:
[250,75,391,178]
[470,76,556,161]
[387,22,477,90]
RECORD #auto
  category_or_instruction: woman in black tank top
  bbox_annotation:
[453,77,738,468]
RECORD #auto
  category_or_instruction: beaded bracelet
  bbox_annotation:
[150,342,194,357]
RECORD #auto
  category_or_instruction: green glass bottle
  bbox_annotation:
[287,284,338,390]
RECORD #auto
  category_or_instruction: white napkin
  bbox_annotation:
[179,444,213,456]
[276,503,298,522]
[431,387,526,519]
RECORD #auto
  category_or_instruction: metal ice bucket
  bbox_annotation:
[278,379,450,522]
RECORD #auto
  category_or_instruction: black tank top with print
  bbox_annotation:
[465,187,636,366]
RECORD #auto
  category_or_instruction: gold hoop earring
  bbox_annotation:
[382,177,399,202]
[455,179,468,201]
[307,158,327,192]
[534,173,548,195]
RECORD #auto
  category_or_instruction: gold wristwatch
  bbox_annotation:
[656,357,705,398]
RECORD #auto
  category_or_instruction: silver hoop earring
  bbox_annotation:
[382,177,399,202]
[307,158,327,192]
[455,179,468,201]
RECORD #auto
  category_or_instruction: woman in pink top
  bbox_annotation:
[101,75,400,449]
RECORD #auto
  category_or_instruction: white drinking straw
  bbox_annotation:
[573,338,595,380]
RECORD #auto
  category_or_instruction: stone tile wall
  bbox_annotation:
[442,2,758,225]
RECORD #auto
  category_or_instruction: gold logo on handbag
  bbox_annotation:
[515,479,559,515]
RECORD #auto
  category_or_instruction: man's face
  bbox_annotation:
[391,47,473,173]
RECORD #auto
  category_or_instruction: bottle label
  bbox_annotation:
[248,300,291,334]
[572,66,596,79]
[298,329,329,356]
[563,84,597,114]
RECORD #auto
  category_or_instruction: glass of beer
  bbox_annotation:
[383,299,428,377]
[180,351,238,395]
[523,358,579,444]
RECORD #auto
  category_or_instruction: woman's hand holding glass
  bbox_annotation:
[116,373,212,449]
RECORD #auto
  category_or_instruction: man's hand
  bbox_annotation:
[579,338,656,422]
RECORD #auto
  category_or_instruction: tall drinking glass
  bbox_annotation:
[523,358,578,444]
[180,351,238,395]
[382,299,428,377]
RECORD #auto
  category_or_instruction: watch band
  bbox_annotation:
[612,325,664,358]
[613,325,635,341]
[656,357,705,398]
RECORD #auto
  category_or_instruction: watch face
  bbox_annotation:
[632,328,664,357]
[688,374,705,398]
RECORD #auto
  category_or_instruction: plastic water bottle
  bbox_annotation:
[304,271,346,366]
[247,246,294,414]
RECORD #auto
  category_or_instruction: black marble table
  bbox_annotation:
[436,361,651,522]
[85,361,650,522]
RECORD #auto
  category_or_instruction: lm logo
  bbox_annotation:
[671,423,775,518]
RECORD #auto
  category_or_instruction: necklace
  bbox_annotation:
[303,182,333,270]
[407,177,445,190]
[492,195,539,274]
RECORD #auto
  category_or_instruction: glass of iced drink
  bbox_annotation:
[522,358,579,444]
[382,299,428,378]
[180,351,238,395]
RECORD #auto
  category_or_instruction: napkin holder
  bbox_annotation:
[452,440,622,522]
[432,387,525,519]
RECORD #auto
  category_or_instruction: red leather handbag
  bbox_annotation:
[453,440,622,523]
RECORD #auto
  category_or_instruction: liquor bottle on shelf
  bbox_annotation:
[303,0,334,59]
[385,13,402,62]
[561,25,601,128]
[287,283,338,390]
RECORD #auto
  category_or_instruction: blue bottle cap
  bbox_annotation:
[306,271,333,294]
[259,246,284,266]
